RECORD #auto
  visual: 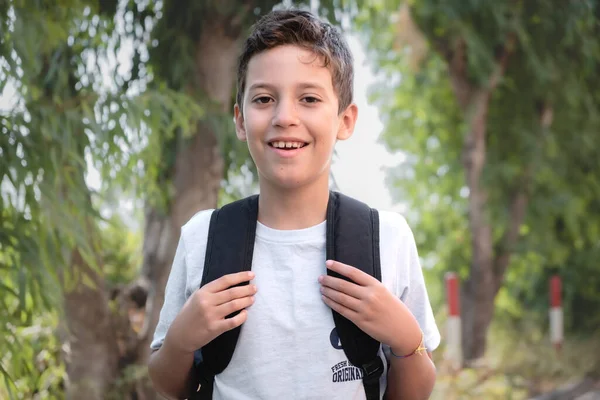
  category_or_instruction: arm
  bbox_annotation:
[148,273,255,399]
[382,299,436,400]
[148,342,196,399]
[147,237,195,399]
[385,218,440,399]
[147,238,257,399]
[385,347,436,400]
[319,260,438,400]
[148,275,255,399]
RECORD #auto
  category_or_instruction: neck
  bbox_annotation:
[257,177,331,230]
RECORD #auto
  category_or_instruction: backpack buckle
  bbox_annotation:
[361,356,384,384]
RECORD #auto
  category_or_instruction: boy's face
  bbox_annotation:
[234,45,357,191]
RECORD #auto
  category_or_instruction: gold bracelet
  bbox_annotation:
[390,331,427,359]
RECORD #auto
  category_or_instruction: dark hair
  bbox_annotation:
[236,9,354,114]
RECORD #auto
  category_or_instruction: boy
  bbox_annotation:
[148,9,440,400]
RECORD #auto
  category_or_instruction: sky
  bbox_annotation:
[333,35,404,211]
[0,32,403,214]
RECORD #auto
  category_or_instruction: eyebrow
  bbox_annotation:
[247,82,328,92]
[247,83,275,92]
[297,82,327,92]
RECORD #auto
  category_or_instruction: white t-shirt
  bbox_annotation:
[151,208,441,400]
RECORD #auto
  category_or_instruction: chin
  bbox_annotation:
[273,178,309,190]
[264,172,313,191]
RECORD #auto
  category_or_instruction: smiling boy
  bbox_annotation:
[148,9,440,400]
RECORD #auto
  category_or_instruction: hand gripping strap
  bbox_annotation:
[198,195,259,376]
[326,191,383,400]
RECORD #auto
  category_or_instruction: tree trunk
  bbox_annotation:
[131,19,240,399]
[459,95,546,364]
[460,91,497,363]
[441,34,516,364]
[63,249,120,400]
[135,119,226,359]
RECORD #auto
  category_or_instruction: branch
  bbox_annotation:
[493,103,553,288]
[433,36,473,111]
[432,31,516,112]
[430,35,451,64]
[493,168,530,288]
[488,32,517,91]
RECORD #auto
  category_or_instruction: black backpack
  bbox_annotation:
[190,191,385,400]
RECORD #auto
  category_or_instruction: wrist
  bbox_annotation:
[390,330,426,359]
[389,320,423,356]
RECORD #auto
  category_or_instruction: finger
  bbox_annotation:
[215,309,248,334]
[215,295,255,319]
[322,294,359,322]
[319,275,363,299]
[213,284,258,306]
[320,286,361,312]
[204,271,255,293]
[325,260,376,286]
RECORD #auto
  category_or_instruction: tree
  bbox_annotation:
[1,1,199,398]
[356,0,600,362]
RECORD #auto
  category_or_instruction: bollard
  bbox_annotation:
[550,275,563,353]
[445,272,462,370]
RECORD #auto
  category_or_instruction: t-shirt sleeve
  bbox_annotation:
[397,218,441,353]
[150,236,189,350]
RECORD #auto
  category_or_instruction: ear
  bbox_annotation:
[336,103,358,141]
[234,103,247,141]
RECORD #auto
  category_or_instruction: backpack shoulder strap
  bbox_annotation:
[327,191,383,400]
[191,195,259,399]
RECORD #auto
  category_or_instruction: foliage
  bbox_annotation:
[0,0,202,394]
[100,214,143,286]
[0,312,65,400]
[0,213,142,399]
[355,0,600,339]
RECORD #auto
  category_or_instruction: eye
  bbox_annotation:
[253,96,273,104]
[301,96,320,104]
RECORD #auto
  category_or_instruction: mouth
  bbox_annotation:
[267,140,309,150]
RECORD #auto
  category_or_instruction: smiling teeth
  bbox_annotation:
[272,141,304,149]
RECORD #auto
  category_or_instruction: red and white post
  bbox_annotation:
[445,272,462,369]
[550,275,563,352]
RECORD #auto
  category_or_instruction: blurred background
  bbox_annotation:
[1,1,599,399]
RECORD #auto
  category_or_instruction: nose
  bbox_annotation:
[272,99,300,128]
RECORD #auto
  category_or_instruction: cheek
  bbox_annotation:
[323,121,341,149]
[244,112,270,141]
